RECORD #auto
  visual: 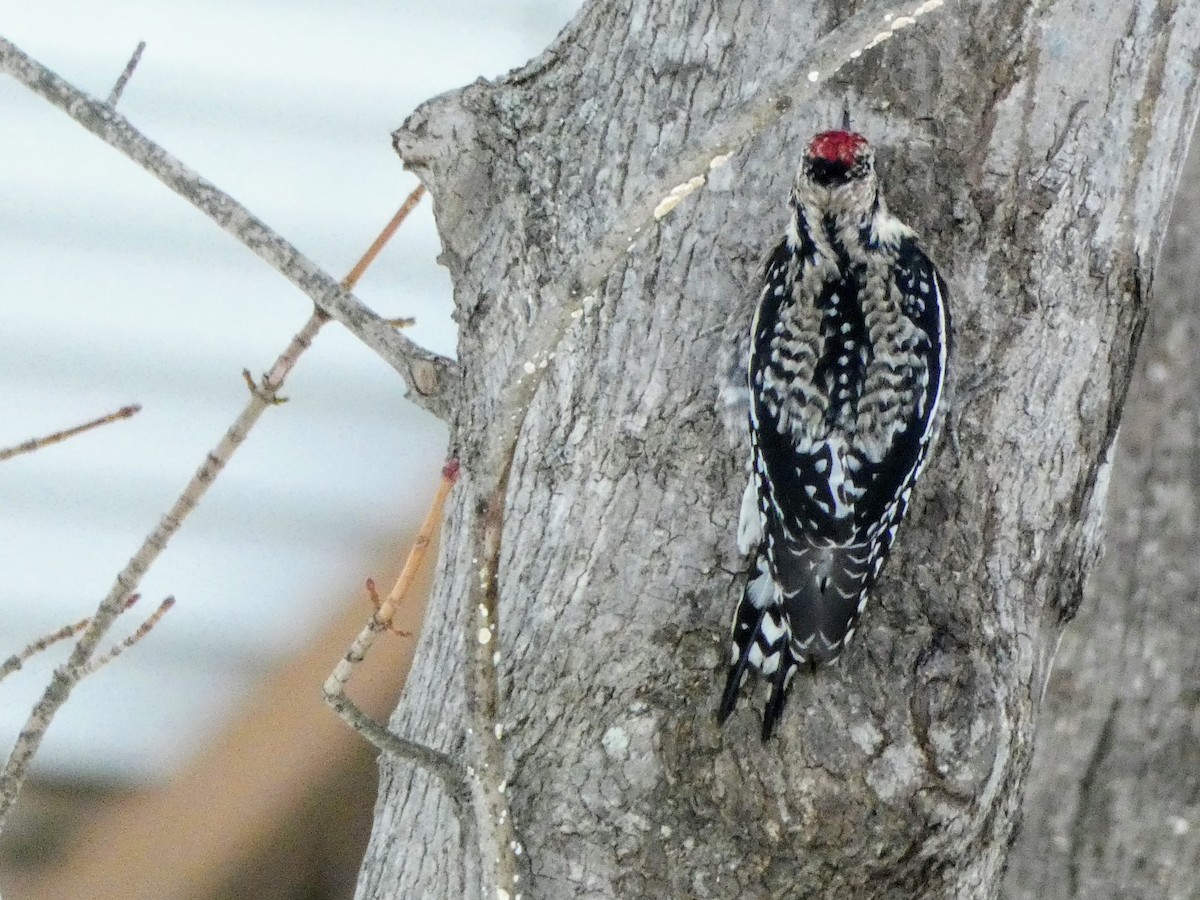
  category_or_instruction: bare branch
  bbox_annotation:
[0,404,140,462]
[0,595,141,683]
[106,40,145,107]
[0,174,431,833]
[325,690,470,803]
[1,619,89,683]
[0,35,458,421]
[0,313,323,832]
[323,461,468,819]
[81,597,175,677]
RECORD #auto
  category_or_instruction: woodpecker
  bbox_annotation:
[717,130,950,740]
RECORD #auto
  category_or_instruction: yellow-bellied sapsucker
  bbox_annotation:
[718,130,951,740]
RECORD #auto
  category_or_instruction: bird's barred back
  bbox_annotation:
[718,130,950,740]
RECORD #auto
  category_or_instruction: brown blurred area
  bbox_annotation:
[0,537,432,900]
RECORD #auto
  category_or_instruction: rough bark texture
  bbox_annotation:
[357,1,1200,897]
[1002,130,1200,900]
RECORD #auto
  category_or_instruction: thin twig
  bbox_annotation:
[323,461,461,768]
[325,459,456,689]
[0,36,458,421]
[1,619,89,683]
[0,404,140,462]
[0,595,140,683]
[363,578,410,636]
[0,184,429,833]
[81,597,175,676]
[342,185,426,290]
[106,40,145,107]
[0,314,322,833]
[324,692,472,821]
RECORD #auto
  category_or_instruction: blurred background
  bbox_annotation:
[0,1,581,896]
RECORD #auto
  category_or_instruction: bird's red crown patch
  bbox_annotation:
[807,131,868,167]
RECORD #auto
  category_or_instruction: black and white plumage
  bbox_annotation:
[717,131,951,740]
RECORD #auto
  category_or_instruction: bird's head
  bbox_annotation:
[794,130,880,219]
[803,130,874,185]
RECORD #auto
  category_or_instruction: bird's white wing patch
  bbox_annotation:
[737,474,762,554]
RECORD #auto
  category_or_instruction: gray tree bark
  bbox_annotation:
[356,1,1200,897]
[1002,128,1200,900]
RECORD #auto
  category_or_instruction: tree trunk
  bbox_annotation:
[1001,128,1200,900]
[356,1,1200,897]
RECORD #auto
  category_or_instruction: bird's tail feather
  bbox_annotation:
[717,553,800,738]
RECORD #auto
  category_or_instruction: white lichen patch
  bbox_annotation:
[865,30,894,50]
[476,627,492,645]
[653,193,685,220]
[762,818,783,842]
[849,719,885,755]
[601,725,631,759]
[653,175,706,219]
[522,360,536,374]
[807,69,820,82]
[866,743,924,802]
[709,152,732,170]
[836,1,946,70]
